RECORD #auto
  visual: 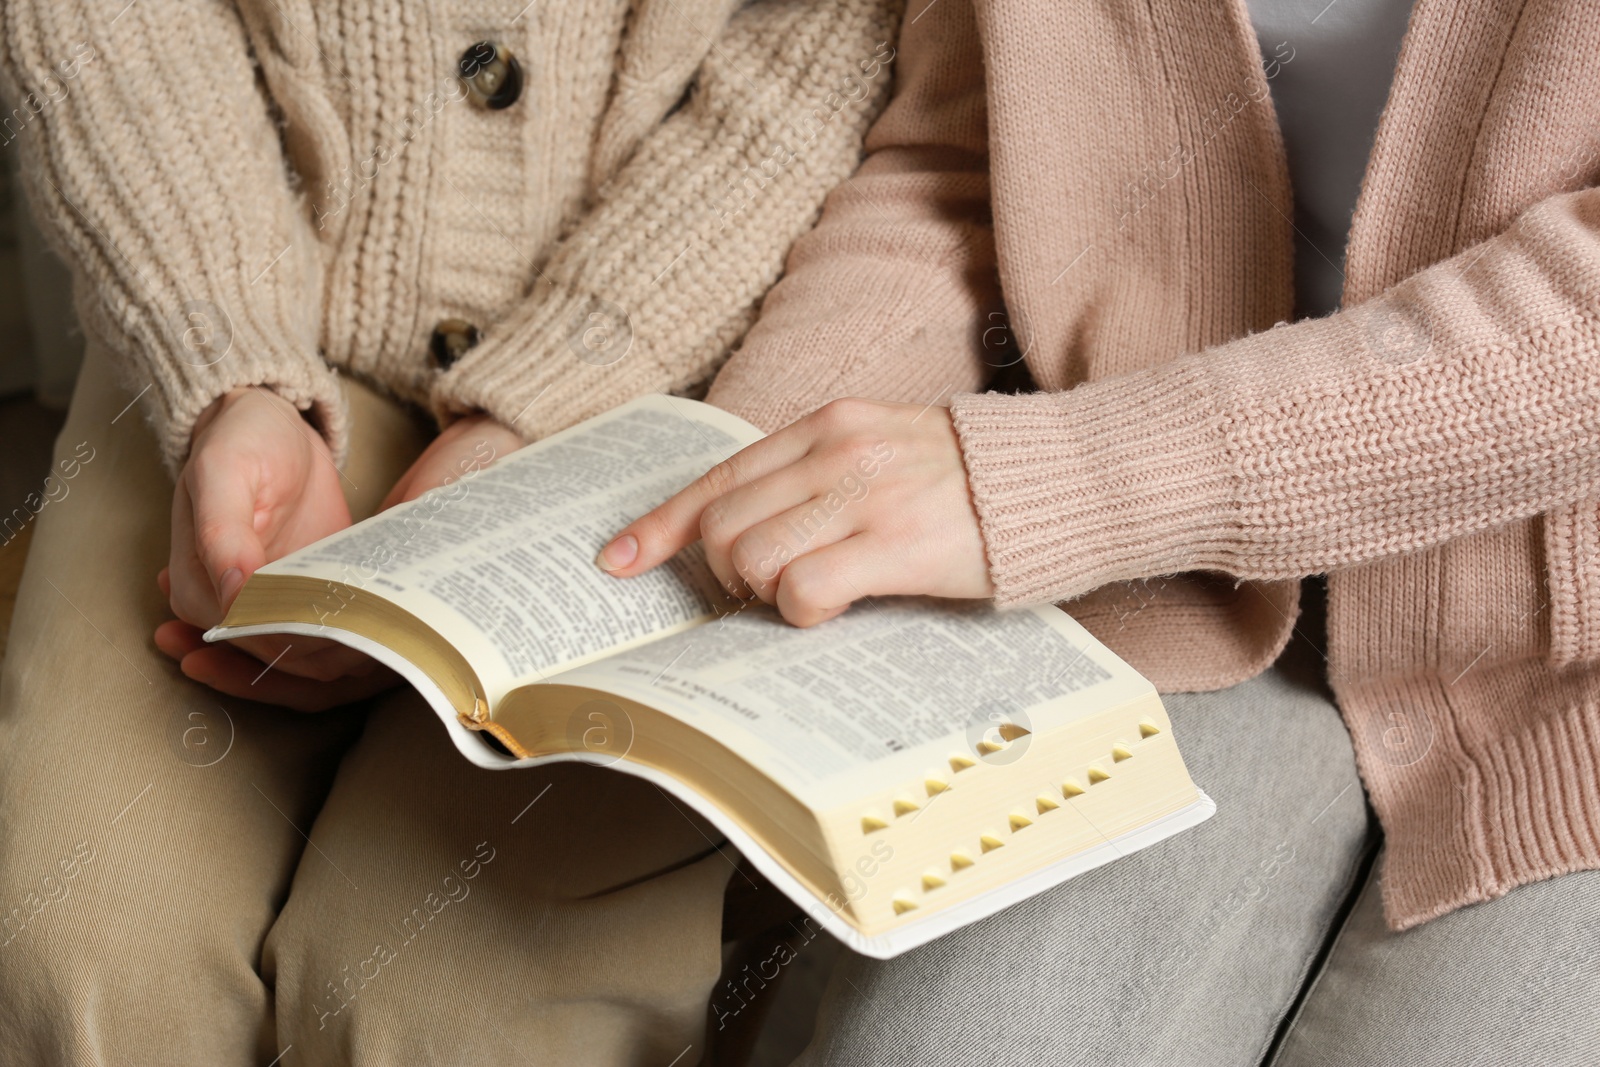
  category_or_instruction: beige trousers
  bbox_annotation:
[0,345,735,1065]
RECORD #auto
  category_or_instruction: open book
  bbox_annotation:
[209,395,1214,958]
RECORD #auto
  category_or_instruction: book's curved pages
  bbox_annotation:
[208,395,1215,959]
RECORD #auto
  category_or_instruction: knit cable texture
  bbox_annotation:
[430,0,903,440]
[0,0,342,469]
[0,0,902,473]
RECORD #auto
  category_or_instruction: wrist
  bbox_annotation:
[190,386,314,451]
[441,409,522,443]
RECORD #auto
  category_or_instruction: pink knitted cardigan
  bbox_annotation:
[709,0,1600,930]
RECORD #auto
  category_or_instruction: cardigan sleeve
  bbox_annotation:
[706,0,997,432]
[427,0,904,440]
[950,184,1600,606]
[0,0,344,476]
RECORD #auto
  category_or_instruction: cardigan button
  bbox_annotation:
[458,41,522,110]
[429,319,480,370]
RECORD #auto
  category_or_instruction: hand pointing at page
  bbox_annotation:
[597,398,995,627]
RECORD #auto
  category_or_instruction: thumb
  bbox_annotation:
[187,462,267,611]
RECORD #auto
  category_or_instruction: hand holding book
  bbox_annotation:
[598,398,993,626]
[155,385,378,709]
[377,412,523,512]
[156,391,523,712]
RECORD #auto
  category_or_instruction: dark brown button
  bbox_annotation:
[458,41,522,110]
[429,318,479,369]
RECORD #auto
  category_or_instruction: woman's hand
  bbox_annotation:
[379,412,523,510]
[156,385,397,711]
[156,397,520,711]
[598,398,994,626]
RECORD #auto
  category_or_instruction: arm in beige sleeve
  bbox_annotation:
[0,0,343,475]
[706,0,998,432]
[428,0,903,440]
[951,185,1600,605]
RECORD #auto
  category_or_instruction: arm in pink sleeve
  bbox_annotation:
[953,187,1600,605]
[707,0,998,431]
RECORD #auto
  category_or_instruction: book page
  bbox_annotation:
[257,396,763,700]
[542,599,1155,805]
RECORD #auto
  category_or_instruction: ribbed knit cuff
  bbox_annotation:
[71,267,348,478]
[144,331,349,477]
[426,281,732,441]
[949,364,1242,607]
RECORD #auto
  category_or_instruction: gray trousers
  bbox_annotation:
[794,626,1600,1065]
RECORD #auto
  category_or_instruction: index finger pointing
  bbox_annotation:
[598,421,813,578]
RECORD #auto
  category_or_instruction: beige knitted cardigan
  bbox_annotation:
[0,0,900,472]
[711,0,1600,930]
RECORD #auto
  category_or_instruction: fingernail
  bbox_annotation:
[219,567,244,606]
[595,535,638,573]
